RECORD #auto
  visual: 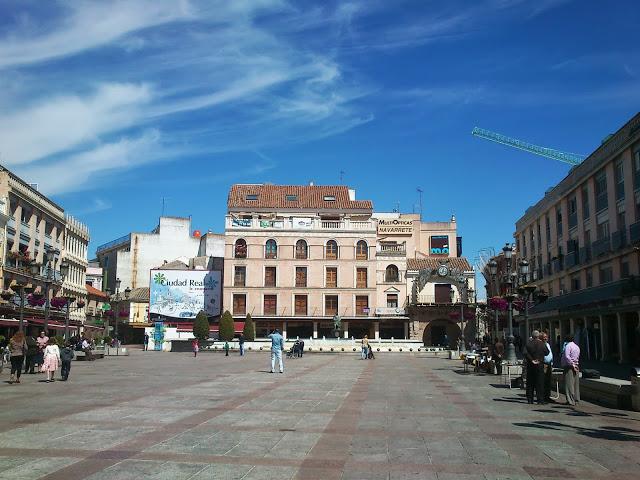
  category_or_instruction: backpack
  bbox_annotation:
[60,348,75,362]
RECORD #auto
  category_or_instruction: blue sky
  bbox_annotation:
[0,0,638,295]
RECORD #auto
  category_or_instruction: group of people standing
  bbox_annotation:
[6,331,76,384]
[360,335,374,359]
[524,330,581,406]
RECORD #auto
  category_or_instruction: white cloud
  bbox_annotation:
[0,83,153,165]
[0,0,193,69]
[74,198,113,216]
[13,130,163,195]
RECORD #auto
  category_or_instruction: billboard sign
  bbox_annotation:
[149,269,221,319]
[430,235,449,255]
[377,219,413,234]
[293,217,313,229]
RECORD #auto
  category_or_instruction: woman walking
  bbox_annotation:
[9,332,27,384]
[41,339,61,382]
[192,338,199,357]
[361,335,369,360]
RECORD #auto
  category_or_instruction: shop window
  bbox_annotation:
[387,294,398,308]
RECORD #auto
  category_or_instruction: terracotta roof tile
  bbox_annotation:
[407,257,473,272]
[86,284,109,299]
[228,184,372,211]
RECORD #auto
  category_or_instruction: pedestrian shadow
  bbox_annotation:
[513,420,640,442]
[489,383,511,389]
[493,397,528,404]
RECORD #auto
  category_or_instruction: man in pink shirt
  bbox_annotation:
[561,334,580,406]
[36,331,49,371]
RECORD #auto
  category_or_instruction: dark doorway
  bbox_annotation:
[431,325,447,346]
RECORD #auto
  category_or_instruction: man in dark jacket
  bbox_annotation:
[525,330,550,404]
[60,343,75,381]
[24,334,38,374]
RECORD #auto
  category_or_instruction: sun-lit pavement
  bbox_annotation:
[0,350,639,480]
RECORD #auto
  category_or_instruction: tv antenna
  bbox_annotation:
[339,170,345,184]
[416,187,423,221]
[161,197,171,217]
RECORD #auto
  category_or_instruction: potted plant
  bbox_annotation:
[51,297,67,309]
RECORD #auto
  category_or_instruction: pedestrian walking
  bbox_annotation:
[299,339,304,357]
[8,332,27,384]
[268,328,284,373]
[143,333,149,351]
[60,343,75,381]
[493,338,504,375]
[41,339,61,383]
[36,331,49,372]
[541,332,554,402]
[239,334,245,356]
[561,334,581,406]
[192,339,199,357]
[24,333,38,374]
[524,330,549,404]
[224,341,230,356]
[361,335,369,360]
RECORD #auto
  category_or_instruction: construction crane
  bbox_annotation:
[472,127,586,166]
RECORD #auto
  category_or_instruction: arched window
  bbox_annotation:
[265,239,277,259]
[385,264,399,282]
[234,239,247,258]
[325,240,338,260]
[295,239,308,259]
[356,240,368,260]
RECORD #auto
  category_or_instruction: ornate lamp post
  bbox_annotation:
[43,248,59,335]
[502,243,519,363]
[15,282,36,332]
[110,279,131,356]
[488,259,499,338]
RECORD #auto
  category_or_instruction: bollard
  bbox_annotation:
[631,367,640,412]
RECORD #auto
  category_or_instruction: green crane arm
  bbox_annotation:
[472,127,585,166]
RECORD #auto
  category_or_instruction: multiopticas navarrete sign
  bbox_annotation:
[149,270,221,319]
[377,219,413,234]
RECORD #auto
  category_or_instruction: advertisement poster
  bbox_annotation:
[149,269,221,319]
[430,235,450,255]
[293,217,313,229]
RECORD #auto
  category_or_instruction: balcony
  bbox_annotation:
[565,250,578,269]
[630,221,640,244]
[376,243,406,256]
[413,295,452,305]
[592,236,611,257]
[579,246,592,264]
[611,229,627,250]
[595,192,608,212]
[226,217,376,232]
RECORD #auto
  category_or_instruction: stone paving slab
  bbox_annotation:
[1,351,639,480]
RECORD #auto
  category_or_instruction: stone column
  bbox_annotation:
[374,321,380,340]
[313,321,318,339]
[599,315,608,361]
[617,313,627,364]
[343,321,349,339]
[282,321,287,340]
[569,318,576,338]
[404,322,409,340]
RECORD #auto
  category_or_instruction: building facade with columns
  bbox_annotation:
[0,165,87,335]
[62,215,89,324]
[514,112,640,365]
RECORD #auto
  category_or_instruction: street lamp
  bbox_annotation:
[64,296,76,340]
[43,248,59,335]
[501,243,518,363]
[112,279,131,356]
[15,283,35,332]
[488,259,499,339]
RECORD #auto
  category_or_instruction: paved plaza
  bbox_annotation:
[0,351,639,480]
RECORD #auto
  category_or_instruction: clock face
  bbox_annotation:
[437,265,449,277]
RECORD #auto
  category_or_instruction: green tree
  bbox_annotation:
[243,313,255,341]
[219,310,235,342]
[192,311,210,342]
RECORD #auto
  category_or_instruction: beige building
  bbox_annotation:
[515,112,640,365]
[223,184,476,342]
[224,184,382,339]
[0,165,89,335]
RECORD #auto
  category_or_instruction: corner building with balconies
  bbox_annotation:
[224,184,389,339]
[515,112,640,366]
